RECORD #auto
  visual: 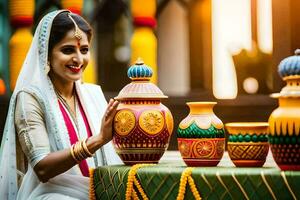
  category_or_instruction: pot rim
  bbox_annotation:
[225,122,269,128]
[187,102,217,105]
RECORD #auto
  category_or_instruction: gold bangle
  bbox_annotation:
[82,138,94,157]
[79,140,89,158]
[75,141,86,161]
[70,144,80,163]
[73,142,82,161]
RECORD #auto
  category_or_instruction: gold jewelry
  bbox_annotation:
[67,13,82,40]
[46,61,50,74]
[82,138,94,157]
[55,88,77,122]
[70,144,80,163]
[74,141,85,160]
[73,142,81,161]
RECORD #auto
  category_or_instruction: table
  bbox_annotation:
[90,151,300,200]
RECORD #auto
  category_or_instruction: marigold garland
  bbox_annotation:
[9,28,33,90]
[0,78,6,95]
[90,165,202,200]
[89,168,96,200]
[125,164,156,200]
[177,167,202,200]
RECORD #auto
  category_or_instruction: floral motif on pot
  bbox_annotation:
[114,110,136,136]
[139,110,164,135]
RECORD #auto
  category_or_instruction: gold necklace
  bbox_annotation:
[55,89,77,122]
[55,87,81,138]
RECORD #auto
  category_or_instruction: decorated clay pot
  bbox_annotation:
[226,122,269,167]
[268,50,300,171]
[177,102,225,166]
[269,97,300,170]
[113,58,174,165]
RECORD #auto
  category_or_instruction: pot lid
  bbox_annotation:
[278,49,300,79]
[115,58,167,100]
[271,49,300,98]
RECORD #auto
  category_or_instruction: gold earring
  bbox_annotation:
[45,61,50,74]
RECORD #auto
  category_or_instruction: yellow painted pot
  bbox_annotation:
[269,96,300,170]
[268,50,300,170]
[226,122,269,167]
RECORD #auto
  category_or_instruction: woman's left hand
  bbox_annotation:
[85,98,119,154]
[99,98,119,144]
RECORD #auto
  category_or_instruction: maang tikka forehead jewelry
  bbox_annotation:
[67,13,82,40]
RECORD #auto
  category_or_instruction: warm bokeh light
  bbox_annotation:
[243,77,259,94]
[257,0,273,53]
[212,0,251,99]
[212,0,273,99]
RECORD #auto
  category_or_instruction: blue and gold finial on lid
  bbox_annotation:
[278,49,300,79]
[115,57,167,100]
[127,57,153,81]
[271,49,300,98]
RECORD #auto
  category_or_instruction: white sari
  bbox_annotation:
[0,10,122,200]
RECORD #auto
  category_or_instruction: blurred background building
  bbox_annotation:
[0,0,299,149]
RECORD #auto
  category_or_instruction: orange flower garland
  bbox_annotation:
[0,78,6,95]
[9,0,34,27]
[125,164,155,200]
[130,0,158,84]
[177,167,202,200]
[61,0,83,15]
[9,0,34,91]
[89,168,96,200]
[9,28,33,90]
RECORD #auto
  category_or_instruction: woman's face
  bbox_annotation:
[49,28,90,84]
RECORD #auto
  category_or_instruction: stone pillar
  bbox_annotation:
[157,1,190,95]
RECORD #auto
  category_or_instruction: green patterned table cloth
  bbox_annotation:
[91,161,300,200]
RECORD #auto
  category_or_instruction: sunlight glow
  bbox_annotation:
[257,0,273,53]
[212,0,273,98]
[212,0,251,99]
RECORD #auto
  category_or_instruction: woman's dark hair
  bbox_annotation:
[48,11,92,55]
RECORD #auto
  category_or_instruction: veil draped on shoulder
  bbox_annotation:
[0,10,121,200]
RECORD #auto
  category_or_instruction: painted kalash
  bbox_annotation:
[112,58,174,165]
[269,49,300,171]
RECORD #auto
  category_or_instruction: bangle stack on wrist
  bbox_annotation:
[70,139,94,163]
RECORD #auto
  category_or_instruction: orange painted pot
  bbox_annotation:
[177,102,225,166]
[226,122,269,167]
[113,59,173,165]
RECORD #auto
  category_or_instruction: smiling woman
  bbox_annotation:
[48,12,91,99]
[0,10,122,200]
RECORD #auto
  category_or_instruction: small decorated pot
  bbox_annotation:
[226,122,269,167]
[177,102,225,166]
[268,49,300,170]
[113,58,174,165]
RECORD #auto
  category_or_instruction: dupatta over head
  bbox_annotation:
[0,10,121,200]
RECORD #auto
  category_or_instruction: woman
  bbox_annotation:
[0,10,122,200]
